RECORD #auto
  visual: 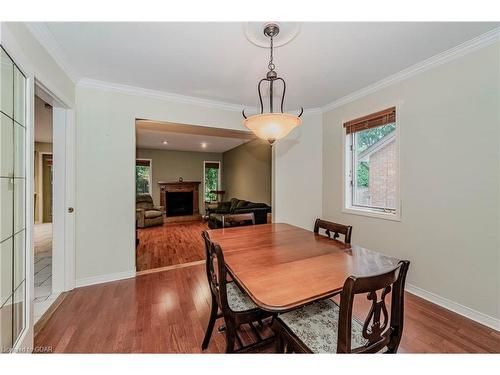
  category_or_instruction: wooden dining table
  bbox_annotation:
[207,223,400,313]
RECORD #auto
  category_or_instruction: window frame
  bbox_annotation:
[203,160,222,203]
[342,106,401,222]
[135,158,152,195]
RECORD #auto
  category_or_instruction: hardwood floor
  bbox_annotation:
[34,262,500,353]
[136,220,208,272]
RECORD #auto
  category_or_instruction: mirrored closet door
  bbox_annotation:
[1,45,26,352]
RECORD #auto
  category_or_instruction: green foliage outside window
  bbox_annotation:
[356,123,396,153]
[205,167,219,202]
[355,123,395,188]
[357,162,369,187]
[136,165,150,194]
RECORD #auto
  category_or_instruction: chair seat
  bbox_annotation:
[144,210,163,219]
[278,299,369,353]
[226,282,258,312]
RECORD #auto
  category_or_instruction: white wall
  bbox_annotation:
[75,84,246,284]
[322,42,500,325]
[274,112,323,230]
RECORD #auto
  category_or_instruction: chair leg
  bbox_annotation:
[201,295,218,350]
[273,319,285,353]
[275,333,285,353]
[225,325,236,353]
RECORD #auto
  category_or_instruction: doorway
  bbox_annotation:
[32,82,76,324]
[0,41,76,351]
[134,119,259,273]
[33,96,54,320]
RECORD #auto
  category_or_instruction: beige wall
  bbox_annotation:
[34,142,52,222]
[136,148,223,214]
[34,96,53,142]
[222,139,271,205]
[274,111,323,230]
[323,42,500,323]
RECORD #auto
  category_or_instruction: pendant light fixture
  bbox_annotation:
[242,23,303,144]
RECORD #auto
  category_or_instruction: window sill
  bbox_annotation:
[342,207,401,222]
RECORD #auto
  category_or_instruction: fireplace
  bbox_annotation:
[166,192,193,217]
[158,181,201,220]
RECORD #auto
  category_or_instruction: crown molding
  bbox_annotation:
[78,78,324,115]
[24,22,80,83]
[25,22,499,115]
[77,78,257,112]
[322,27,500,112]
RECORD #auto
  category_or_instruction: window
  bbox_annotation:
[204,161,221,202]
[136,159,151,194]
[344,107,399,219]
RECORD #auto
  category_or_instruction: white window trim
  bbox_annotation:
[203,160,222,202]
[342,105,401,222]
[136,158,152,195]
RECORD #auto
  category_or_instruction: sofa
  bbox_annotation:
[207,198,271,228]
[136,194,164,228]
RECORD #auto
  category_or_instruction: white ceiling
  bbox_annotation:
[136,129,250,153]
[136,121,253,153]
[34,22,498,109]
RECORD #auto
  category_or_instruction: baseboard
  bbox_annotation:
[406,283,500,331]
[34,292,67,338]
[76,270,136,288]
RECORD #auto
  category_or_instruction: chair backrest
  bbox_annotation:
[201,231,231,313]
[314,219,352,244]
[223,213,255,227]
[136,193,154,210]
[337,260,410,353]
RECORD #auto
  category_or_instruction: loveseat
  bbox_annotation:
[207,198,271,228]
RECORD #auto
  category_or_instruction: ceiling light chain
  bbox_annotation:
[242,23,303,145]
[268,35,275,73]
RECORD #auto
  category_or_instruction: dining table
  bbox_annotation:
[207,223,401,313]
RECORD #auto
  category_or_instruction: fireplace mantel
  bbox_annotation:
[158,181,201,217]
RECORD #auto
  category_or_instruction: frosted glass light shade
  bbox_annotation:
[243,113,301,144]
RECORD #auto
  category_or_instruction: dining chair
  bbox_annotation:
[201,231,274,353]
[222,212,255,228]
[274,260,410,353]
[314,218,353,244]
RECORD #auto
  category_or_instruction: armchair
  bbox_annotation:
[136,193,164,228]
